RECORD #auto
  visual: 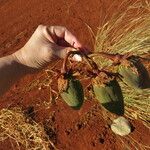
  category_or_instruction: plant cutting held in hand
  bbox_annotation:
[56,48,149,120]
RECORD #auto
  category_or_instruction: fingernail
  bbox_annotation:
[73,41,75,47]
[73,41,82,48]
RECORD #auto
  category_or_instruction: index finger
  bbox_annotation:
[48,26,82,48]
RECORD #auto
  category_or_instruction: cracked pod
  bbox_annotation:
[58,74,84,109]
[118,56,150,89]
[92,72,124,115]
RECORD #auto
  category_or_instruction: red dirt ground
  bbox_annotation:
[0,0,150,150]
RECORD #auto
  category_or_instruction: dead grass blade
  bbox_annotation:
[0,108,58,150]
[94,0,150,126]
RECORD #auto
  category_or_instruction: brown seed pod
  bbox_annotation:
[92,72,124,115]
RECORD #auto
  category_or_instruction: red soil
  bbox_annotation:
[0,0,150,150]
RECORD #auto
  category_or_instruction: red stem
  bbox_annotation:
[95,52,124,63]
[61,50,99,74]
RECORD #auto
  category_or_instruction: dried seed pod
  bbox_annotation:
[58,74,84,109]
[118,56,150,89]
[92,72,124,115]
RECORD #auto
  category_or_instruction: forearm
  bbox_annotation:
[0,54,33,97]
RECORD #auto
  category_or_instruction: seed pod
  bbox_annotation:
[118,56,150,89]
[58,75,84,109]
[92,72,124,115]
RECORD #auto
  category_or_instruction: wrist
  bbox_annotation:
[0,53,34,96]
[12,48,26,66]
[12,47,44,69]
[11,51,37,74]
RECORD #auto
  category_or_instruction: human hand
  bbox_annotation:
[13,25,82,69]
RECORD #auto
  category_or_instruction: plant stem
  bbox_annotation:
[61,50,99,74]
[81,52,99,71]
[61,51,82,74]
[90,52,123,64]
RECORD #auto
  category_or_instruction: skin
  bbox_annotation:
[0,25,83,97]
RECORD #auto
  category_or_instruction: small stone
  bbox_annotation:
[111,117,131,136]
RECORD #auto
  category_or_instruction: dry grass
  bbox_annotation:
[119,135,150,150]
[121,83,150,128]
[93,0,150,126]
[0,108,57,150]
[95,0,150,55]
